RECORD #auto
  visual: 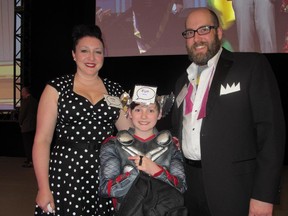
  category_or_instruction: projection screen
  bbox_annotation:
[96,0,288,57]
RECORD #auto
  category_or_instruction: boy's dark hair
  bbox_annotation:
[129,101,160,112]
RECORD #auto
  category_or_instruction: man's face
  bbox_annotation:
[184,10,222,65]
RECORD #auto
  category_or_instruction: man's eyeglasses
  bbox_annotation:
[182,26,218,39]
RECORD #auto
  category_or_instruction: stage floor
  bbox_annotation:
[0,157,287,216]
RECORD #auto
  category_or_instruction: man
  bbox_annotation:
[172,7,286,216]
[18,86,38,168]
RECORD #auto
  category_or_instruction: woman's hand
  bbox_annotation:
[35,188,55,214]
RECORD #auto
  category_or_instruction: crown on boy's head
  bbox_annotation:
[120,85,175,118]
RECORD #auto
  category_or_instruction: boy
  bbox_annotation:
[99,85,187,216]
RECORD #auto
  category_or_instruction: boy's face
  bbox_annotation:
[129,103,161,133]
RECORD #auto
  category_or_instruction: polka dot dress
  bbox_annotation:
[34,74,124,216]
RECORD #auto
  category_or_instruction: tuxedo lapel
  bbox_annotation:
[206,52,233,117]
[174,75,189,142]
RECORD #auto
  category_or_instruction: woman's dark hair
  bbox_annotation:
[71,24,104,51]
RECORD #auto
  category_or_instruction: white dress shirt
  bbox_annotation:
[182,48,222,160]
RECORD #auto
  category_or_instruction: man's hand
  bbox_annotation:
[249,198,273,216]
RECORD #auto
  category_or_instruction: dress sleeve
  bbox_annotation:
[47,74,74,92]
[103,78,125,97]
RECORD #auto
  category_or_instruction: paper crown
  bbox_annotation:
[120,85,175,118]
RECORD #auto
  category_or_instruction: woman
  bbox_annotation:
[32,24,132,216]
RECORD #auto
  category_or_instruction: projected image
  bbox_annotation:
[96,0,288,57]
[96,0,186,56]
[0,0,20,110]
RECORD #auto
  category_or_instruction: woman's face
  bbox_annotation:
[72,36,104,76]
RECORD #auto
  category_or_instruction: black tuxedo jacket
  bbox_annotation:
[172,48,286,215]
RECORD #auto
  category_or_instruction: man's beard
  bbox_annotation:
[186,35,221,66]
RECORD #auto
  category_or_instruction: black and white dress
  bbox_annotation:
[34,74,124,216]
